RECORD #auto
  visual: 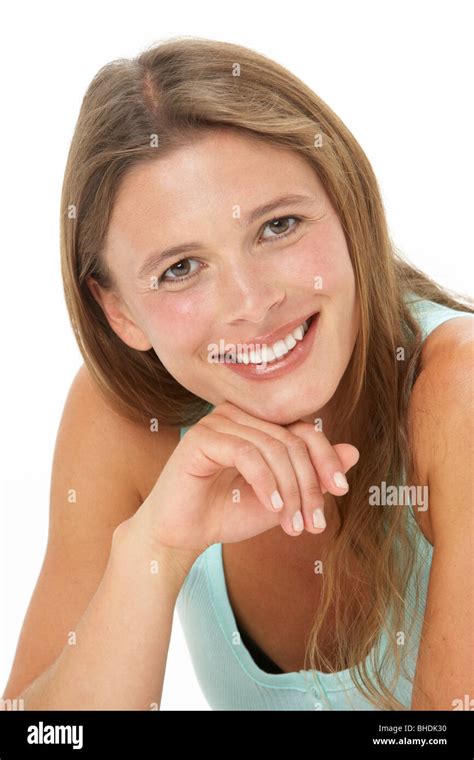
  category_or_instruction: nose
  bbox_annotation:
[219,258,286,326]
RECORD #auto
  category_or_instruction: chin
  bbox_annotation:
[251,384,336,426]
[239,399,315,427]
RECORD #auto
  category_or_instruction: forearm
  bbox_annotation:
[16,519,197,711]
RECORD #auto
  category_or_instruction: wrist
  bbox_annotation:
[111,515,200,595]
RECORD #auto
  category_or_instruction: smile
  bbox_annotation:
[223,315,313,364]
[219,311,320,381]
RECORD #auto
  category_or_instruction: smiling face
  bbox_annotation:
[88,128,360,426]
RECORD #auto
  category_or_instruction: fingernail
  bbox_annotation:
[333,471,348,490]
[292,510,304,532]
[271,489,284,510]
[312,507,326,530]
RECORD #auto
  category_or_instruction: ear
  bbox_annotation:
[87,276,153,351]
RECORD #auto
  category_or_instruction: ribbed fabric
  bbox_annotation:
[176,294,473,710]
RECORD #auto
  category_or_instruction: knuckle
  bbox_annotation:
[303,482,323,499]
[278,430,298,446]
[283,483,300,502]
[285,436,307,455]
[235,441,257,458]
[265,437,287,456]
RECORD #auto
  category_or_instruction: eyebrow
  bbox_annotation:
[136,193,317,281]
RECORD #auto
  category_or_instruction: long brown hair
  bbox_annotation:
[60,36,473,709]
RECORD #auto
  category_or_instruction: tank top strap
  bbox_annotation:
[405,290,474,341]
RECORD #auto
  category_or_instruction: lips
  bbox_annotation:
[220,309,320,380]
[220,309,319,353]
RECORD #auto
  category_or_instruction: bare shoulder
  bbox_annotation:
[72,364,181,503]
[410,314,473,441]
[408,314,473,544]
[417,313,473,370]
[409,315,473,708]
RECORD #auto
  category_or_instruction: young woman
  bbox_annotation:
[2,37,473,712]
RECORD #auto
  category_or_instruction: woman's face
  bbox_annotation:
[91,129,360,426]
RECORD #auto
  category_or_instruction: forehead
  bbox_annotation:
[105,129,325,266]
[114,130,322,215]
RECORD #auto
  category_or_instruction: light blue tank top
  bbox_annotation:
[175,293,473,710]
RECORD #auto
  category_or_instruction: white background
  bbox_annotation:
[0,0,472,711]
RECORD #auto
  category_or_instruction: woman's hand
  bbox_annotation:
[131,401,359,556]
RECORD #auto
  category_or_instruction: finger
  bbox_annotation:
[216,404,360,488]
[327,444,360,492]
[205,408,334,535]
[313,443,360,495]
[287,423,357,497]
[186,425,284,514]
[281,434,327,535]
[284,426,360,531]
[201,416,304,536]
[203,406,360,536]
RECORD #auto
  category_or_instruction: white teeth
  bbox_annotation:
[236,349,250,364]
[249,347,260,363]
[292,324,305,341]
[272,339,289,359]
[260,345,276,362]
[233,315,314,364]
[284,334,297,351]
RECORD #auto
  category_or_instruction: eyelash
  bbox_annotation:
[157,215,303,286]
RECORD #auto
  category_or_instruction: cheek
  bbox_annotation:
[281,217,353,290]
[287,238,353,294]
[143,291,215,358]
